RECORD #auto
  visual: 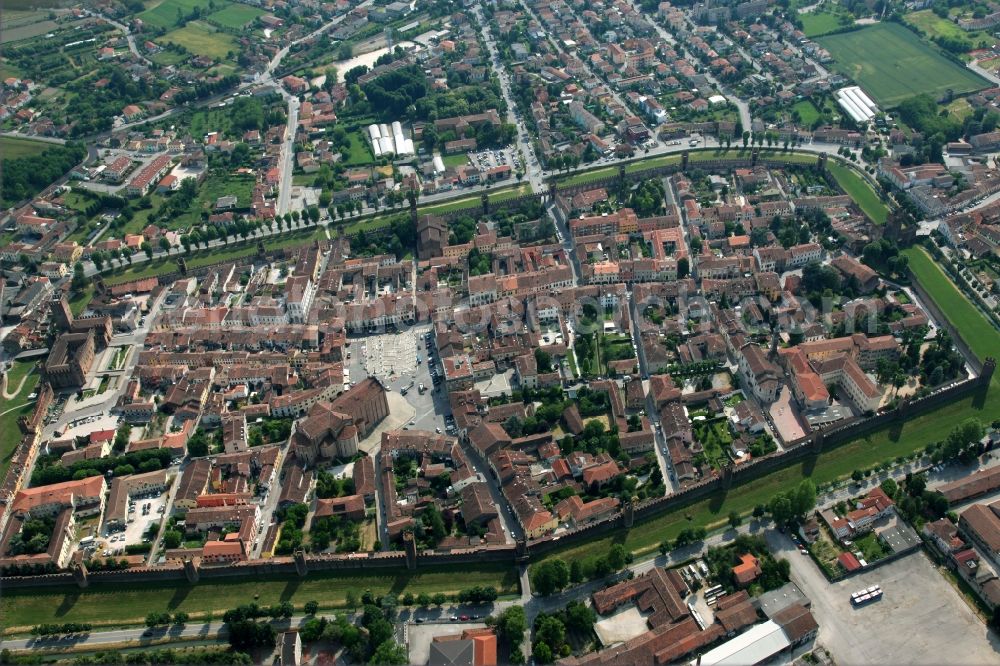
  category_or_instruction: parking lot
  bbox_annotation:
[103,491,167,556]
[768,530,1000,665]
[470,145,518,173]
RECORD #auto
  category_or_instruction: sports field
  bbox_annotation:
[817,22,987,107]
[138,0,227,29]
[207,3,263,29]
[161,22,238,60]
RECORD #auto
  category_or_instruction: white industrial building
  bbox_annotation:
[367,121,415,158]
[835,86,879,125]
[689,620,791,666]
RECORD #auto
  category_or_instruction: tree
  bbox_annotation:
[533,641,553,664]
[162,530,182,549]
[145,612,171,627]
[416,592,431,607]
[492,605,527,649]
[768,494,794,525]
[606,544,627,571]
[71,261,87,291]
[677,256,689,279]
[173,612,189,625]
[851,469,864,483]
[432,592,447,606]
[345,590,358,610]
[158,237,171,255]
[141,241,153,260]
[728,511,742,528]
[790,480,816,518]
[304,600,319,615]
[370,640,408,664]
[530,558,570,596]
[752,504,766,519]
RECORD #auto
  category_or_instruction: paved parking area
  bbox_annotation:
[769,531,1000,665]
[113,492,168,554]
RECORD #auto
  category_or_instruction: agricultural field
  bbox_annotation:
[0,14,60,44]
[0,136,51,161]
[817,22,988,107]
[137,0,227,30]
[0,564,519,629]
[207,3,263,29]
[160,21,238,60]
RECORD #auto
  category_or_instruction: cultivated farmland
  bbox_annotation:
[817,23,987,107]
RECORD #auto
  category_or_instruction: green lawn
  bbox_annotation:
[0,564,519,630]
[905,9,992,50]
[103,227,326,285]
[903,246,1000,361]
[853,532,889,563]
[800,8,852,37]
[817,22,988,107]
[0,365,39,483]
[137,0,228,29]
[3,359,37,399]
[442,153,469,168]
[793,100,821,126]
[417,184,528,216]
[558,166,615,188]
[69,283,96,316]
[206,3,263,29]
[343,132,375,167]
[0,136,50,161]
[828,162,887,225]
[161,21,238,61]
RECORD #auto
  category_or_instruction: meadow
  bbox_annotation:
[207,3,263,29]
[160,21,238,60]
[0,136,51,161]
[137,0,227,30]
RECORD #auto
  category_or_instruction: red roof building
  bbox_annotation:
[838,551,862,572]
